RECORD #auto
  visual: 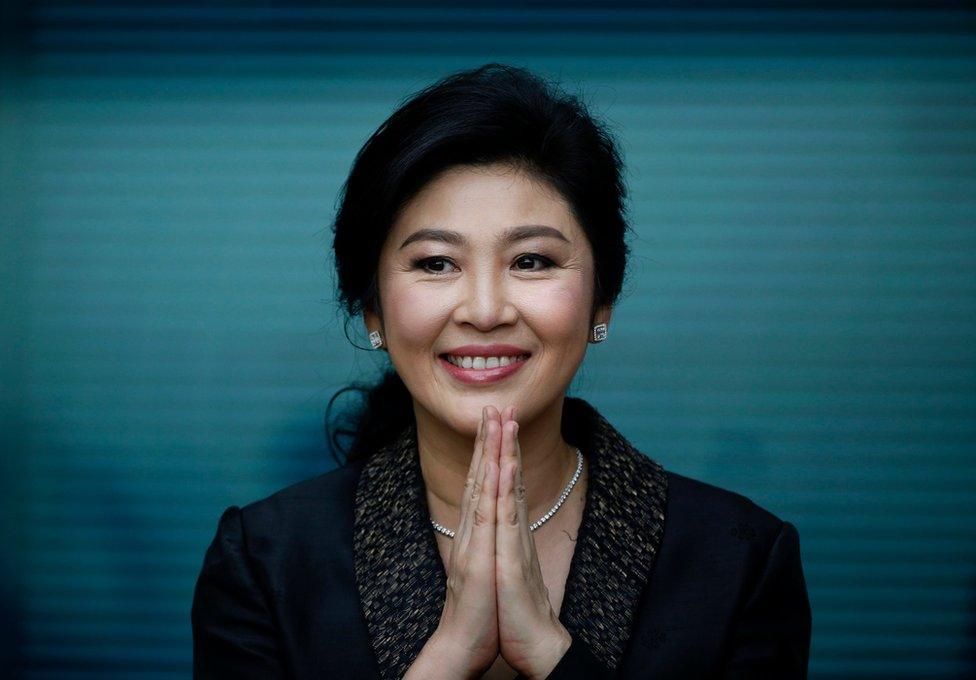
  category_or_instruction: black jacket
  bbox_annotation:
[192,398,811,679]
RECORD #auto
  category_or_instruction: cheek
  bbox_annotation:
[520,280,590,339]
[382,281,450,348]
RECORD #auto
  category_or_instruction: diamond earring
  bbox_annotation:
[591,323,608,343]
[368,330,383,349]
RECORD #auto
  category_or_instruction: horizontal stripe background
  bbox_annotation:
[2,2,974,678]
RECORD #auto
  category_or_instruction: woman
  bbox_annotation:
[191,63,812,679]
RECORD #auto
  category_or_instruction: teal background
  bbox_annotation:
[2,2,975,678]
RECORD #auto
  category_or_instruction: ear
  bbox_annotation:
[363,305,383,338]
[592,302,612,328]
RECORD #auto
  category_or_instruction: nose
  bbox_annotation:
[450,263,518,331]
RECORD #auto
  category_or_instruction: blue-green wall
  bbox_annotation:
[2,2,975,678]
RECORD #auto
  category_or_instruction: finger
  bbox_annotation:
[449,407,488,564]
[514,432,543,584]
[456,409,493,554]
[509,429,550,611]
[464,414,499,561]
[495,416,524,570]
[457,406,499,553]
[456,407,488,528]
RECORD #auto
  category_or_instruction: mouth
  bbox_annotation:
[437,352,532,385]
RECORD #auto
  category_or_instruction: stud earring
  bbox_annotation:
[591,323,608,343]
[368,330,384,349]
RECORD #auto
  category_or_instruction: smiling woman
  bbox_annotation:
[191,63,812,680]
[366,163,607,457]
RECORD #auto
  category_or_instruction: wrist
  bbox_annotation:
[521,625,573,680]
[406,631,483,680]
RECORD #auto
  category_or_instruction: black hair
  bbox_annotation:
[326,62,632,466]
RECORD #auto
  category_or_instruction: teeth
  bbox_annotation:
[445,354,529,369]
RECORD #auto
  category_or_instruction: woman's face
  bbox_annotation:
[365,162,610,436]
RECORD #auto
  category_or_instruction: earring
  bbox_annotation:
[368,330,384,349]
[591,323,608,343]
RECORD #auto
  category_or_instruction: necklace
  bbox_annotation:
[430,447,584,539]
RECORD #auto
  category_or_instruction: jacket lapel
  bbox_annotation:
[353,397,668,678]
[556,398,669,671]
[352,421,443,680]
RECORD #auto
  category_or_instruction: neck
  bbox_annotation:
[416,396,577,532]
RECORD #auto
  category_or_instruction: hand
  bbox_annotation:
[495,405,572,679]
[415,406,503,679]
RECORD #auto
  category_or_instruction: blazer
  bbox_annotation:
[191,397,811,679]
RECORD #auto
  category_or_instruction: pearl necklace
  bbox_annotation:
[430,448,584,539]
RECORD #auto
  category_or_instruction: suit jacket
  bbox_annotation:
[191,397,811,679]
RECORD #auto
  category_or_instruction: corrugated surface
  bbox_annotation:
[3,2,975,678]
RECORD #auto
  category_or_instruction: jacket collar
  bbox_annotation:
[353,397,668,679]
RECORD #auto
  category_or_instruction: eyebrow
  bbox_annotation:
[398,224,570,250]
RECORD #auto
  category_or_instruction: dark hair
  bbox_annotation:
[326,62,632,466]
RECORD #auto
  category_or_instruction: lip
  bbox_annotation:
[441,343,531,357]
[438,353,530,385]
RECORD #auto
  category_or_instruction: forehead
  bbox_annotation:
[389,163,582,245]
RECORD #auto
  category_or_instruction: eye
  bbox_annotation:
[412,257,458,276]
[411,254,556,276]
[513,253,556,271]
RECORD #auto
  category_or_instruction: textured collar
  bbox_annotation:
[353,397,668,678]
